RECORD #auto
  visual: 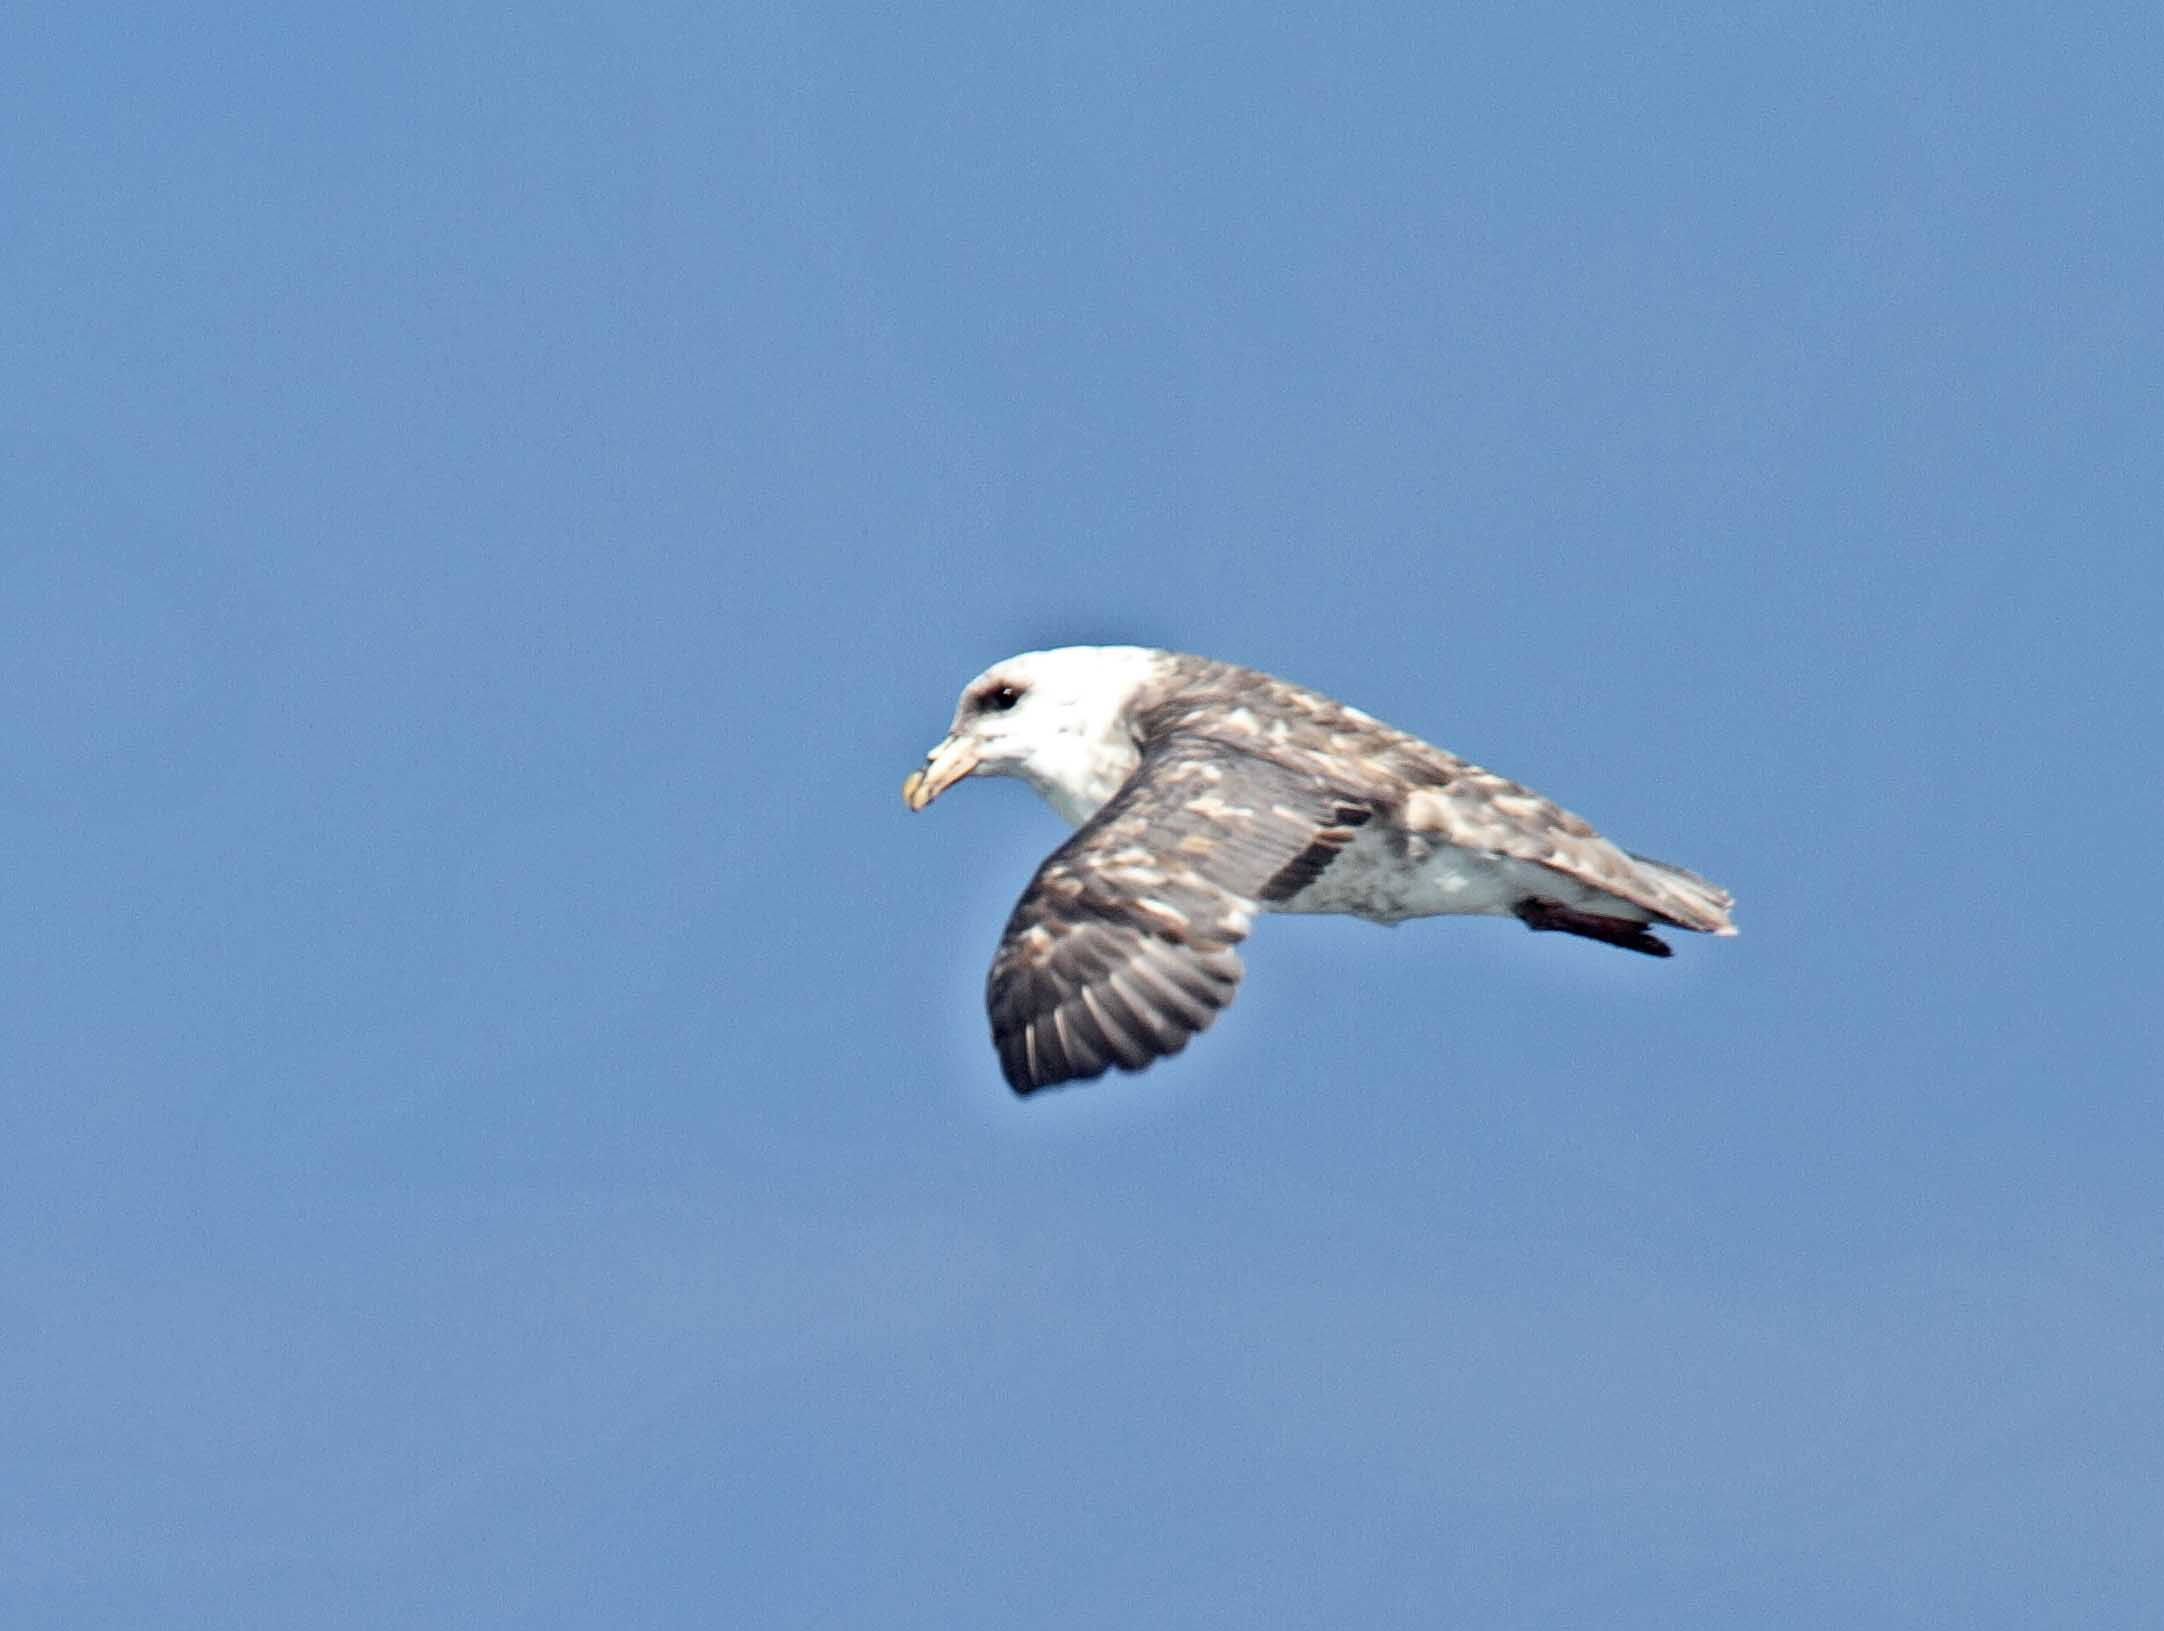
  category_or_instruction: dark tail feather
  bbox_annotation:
[1514,898,1673,958]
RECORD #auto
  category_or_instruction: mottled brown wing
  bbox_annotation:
[1133,659,1734,940]
[1139,664,1732,936]
[986,737,1372,1095]
[1390,759,1736,934]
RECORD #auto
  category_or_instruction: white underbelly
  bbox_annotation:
[1266,826,1646,926]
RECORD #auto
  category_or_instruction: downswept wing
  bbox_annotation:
[986,736,1373,1095]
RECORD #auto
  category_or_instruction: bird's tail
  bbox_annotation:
[1625,851,1738,936]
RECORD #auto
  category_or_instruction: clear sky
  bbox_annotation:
[7,4,2161,1626]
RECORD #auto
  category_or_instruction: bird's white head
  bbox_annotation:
[902,645,1165,827]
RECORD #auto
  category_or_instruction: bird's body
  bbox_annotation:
[903,646,1734,1094]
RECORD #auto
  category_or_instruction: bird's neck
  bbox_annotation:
[1021,734,1140,828]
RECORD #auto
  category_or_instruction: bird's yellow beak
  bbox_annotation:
[901,734,979,811]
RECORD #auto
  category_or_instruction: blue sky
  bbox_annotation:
[7,3,2161,1626]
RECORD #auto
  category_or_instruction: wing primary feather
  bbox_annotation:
[1033,1012,1074,1084]
[1052,1003,1111,1079]
[1077,984,1152,1070]
[1121,951,1223,1031]
[1102,968,1192,1051]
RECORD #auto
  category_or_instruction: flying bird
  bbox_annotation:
[902,646,1735,1095]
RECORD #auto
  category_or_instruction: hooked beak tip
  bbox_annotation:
[902,738,976,811]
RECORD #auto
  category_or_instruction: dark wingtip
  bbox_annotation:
[996,1026,1123,1096]
[1001,1052,1121,1097]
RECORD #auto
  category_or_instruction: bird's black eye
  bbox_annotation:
[978,684,1023,713]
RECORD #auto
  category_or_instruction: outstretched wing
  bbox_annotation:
[986,737,1372,1095]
